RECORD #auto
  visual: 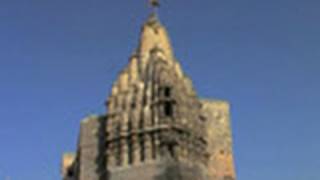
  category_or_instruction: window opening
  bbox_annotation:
[167,144,176,158]
[164,87,171,97]
[67,169,74,177]
[164,102,173,117]
[140,135,145,162]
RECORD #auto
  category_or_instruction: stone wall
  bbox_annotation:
[79,115,107,180]
[108,160,208,180]
[201,100,236,180]
[62,115,107,180]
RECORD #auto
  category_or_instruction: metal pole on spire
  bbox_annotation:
[149,0,160,13]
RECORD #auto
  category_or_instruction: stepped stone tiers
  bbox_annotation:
[61,13,236,180]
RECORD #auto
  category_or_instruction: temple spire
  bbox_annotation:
[134,0,173,60]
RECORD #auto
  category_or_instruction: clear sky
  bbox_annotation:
[0,0,319,179]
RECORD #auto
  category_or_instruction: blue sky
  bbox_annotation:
[0,0,319,179]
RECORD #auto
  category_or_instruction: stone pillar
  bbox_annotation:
[129,55,139,82]
[149,132,158,160]
[144,106,152,128]
[132,135,140,165]
[154,132,160,160]
[132,110,140,130]
[139,134,145,162]
[145,133,152,161]
[108,143,117,168]
[121,138,128,166]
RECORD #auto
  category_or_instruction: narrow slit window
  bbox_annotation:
[131,102,136,109]
[168,144,175,158]
[140,135,145,162]
[164,102,173,117]
[128,121,132,132]
[164,87,171,97]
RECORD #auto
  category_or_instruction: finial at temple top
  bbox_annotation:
[149,0,160,11]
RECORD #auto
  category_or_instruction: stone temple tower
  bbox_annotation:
[61,2,236,180]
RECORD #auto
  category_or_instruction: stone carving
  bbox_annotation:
[62,12,236,180]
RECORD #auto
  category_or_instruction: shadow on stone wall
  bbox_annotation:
[154,163,208,180]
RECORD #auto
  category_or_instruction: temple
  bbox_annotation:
[61,2,236,180]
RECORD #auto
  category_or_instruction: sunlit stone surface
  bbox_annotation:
[61,11,236,180]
